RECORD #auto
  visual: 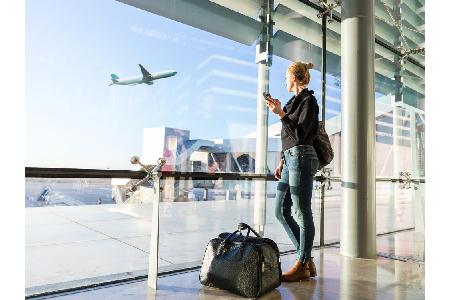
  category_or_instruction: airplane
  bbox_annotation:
[109,64,177,86]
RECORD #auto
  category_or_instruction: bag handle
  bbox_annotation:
[240,224,261,245]
[238,222,261,239]
[221,229,241,244]
[220,223,260,247]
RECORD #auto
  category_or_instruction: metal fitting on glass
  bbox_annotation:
[315,167,333,191]
[317,0,341,23]
[128,156,166,194]
[397,47,425,64]
[399,171,412,189]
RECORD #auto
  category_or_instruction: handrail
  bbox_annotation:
[25,167,425,183]
[24,167,278,181]
[323,176,425,183]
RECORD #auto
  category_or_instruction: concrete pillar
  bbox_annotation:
[340,0,377,258]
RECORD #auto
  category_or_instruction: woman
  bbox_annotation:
[264,61,320,282]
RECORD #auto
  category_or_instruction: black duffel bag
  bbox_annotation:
[199,223,281,299]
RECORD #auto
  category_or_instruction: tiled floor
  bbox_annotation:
[34,230,424,299]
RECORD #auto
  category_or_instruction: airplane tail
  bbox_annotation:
[111,74,120,82]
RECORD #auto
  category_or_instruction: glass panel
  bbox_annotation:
[325,17,342,177]
[306,1,425,65]
[25,177,150,294]
[156,177,321,269]
[403,69,425,179]
[158,177,300,270]
[376,181,418,234]
[26,178,116,207]
[26,0,257,171]
[158,178,259,270]
[323,180,422,243]
[324,180,341,244]
[375,44,424,179]
[27,177,309,292]
[374,0,425,65]
[25,0,426,296]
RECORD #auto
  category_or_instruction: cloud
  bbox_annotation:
[129,25,254,55]
[30,55,55,64]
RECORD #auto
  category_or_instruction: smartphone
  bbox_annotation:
[262,92,271,100]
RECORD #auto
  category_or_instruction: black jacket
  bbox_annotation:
[280,88,319,157]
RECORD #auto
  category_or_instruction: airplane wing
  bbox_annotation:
[139,64,152,79]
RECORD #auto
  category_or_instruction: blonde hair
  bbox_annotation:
[287,61,314,86]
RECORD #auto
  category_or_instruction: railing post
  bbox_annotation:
[319,2,328,248]
[147,171,162,289]
[129,156,166,290]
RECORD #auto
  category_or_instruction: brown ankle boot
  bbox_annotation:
[308,258,317,277]
[281,260,310,282]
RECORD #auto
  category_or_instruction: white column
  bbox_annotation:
[340,0,377,258]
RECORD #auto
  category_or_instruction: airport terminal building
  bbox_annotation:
[25,0,425,299]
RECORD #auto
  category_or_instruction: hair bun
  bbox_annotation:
[306,62,314,69]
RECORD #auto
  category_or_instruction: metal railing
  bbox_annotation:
[25,163,424,294]
[25,166,425,185]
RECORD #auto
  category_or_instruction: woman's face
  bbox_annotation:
[285,70,295,92]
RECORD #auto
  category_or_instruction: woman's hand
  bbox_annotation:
[274,159,284,180]
[264,96,284,116]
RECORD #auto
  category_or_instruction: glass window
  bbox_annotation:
[26,0,257,171]
[26,0,425,295]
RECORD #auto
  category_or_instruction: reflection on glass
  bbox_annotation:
[26,178,116,207]
[376,182,415,234]
[374,47,424,179]
[325,42,342,177]
[374,0,425,65]
[26,177,269,292]
[27,1,260,171]
[25,178,152,293]
[324,181,341,244]
[339,254,377,300]
[323,181,418,244]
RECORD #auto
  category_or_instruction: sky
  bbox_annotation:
[25,0,336,169]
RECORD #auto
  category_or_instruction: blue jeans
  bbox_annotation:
[275,145,319,263]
